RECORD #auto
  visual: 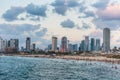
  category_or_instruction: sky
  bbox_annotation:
[0,0,120,49]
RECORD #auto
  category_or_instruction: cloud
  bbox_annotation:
[0,24,47,37]
[94,19,120,30]
[117,39,120,42]
[2,7,25,21]
[30,17,40,21]
[60,19,75,28]
[32,38,51,49]
[82,23,91,29]
[93,0,109,9]
[51,0,79,15]
[2,3,47,21]
[97,4,120,20]
[84,11,95,17]
[78,23,91,30]
[94,4,120,30]
[26,3,47,17]
[53,6,67,15]
[78,1,96,18]
[28,15,40,21]
[25,14,40,21]
[79,11,96,19]
[89,29,102,38]
[0,23,48,49]
[35,28,47,37]
[79,5,86,12]
[60,19,91,30]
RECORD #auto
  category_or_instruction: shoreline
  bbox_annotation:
[1,54,120,64]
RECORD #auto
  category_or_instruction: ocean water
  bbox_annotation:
[0,56,120,80]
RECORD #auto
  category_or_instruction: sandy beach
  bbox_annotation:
[1,53,120,64]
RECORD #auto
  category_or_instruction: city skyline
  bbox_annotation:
[49,34,101,52]
[0,0,120,49]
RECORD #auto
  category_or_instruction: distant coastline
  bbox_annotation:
[1,53,120,64]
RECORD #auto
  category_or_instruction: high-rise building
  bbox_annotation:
[67,40,69,51]
[0,38,8,52]
[80,40,85,51]
[26,37,31,52]
[85,36,89,51]
[79,43,81,51]
[48,44,52,51]
[73,44,78,52]
[3,40,8,48]
[61,36,67,52]
[31,43,36,51]
[9,39,15,48]
[15,39,19,51]
[96,39,100,51]
[52,37,57,51]
[9,39,19,50]
[0,37,4,52]
[90,38,95,51]
[103,28,110,52]
[6,39,19,52]
[21,46,25,52]
[68,44,73,52]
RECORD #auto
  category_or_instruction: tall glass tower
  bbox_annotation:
[103,28,110,52]
[96,39,100,51]
[85,36,89,51]
[91,38,95,51]
[26,37,31,52]
[52,37,57,51]
[61,36,67,52]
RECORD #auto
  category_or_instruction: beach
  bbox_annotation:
[1,53,120,64]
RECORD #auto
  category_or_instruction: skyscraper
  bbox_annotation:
[15,39,19,51]
[26,37,31,52]
[0,37,5,52]
[73,44,78,52]
[6,39,19,52]
[90,38,95,51]
[31,43,36,51]
[68,44,73,52]
[9,39,19,50]
[96,39,100,51]
[52,37,57,51]
[80,40,85,51]
[48,44,52,51]
[103,28,110,52]
[61,36,67,52]
[85,36,89,51]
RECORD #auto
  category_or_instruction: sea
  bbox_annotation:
[0,56,120,80]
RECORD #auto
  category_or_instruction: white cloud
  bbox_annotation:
[0,0,120,49]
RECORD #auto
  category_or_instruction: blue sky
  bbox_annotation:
[0,0,120,49]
